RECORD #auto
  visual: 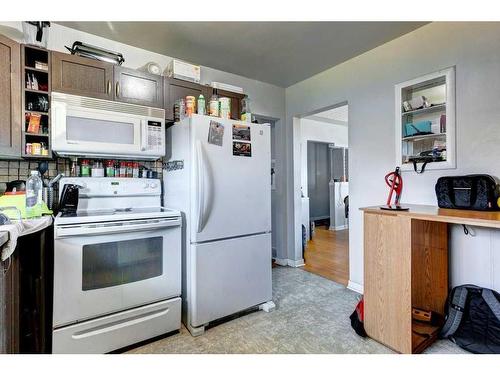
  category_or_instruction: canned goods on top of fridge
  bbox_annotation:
[219,97,231,119]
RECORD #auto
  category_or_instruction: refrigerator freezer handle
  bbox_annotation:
[196,140,206,233]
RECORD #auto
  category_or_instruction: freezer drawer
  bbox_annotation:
[190,233,272,327]
[52,298,181,354]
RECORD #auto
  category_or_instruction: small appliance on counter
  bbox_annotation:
[58,183,80,215]
[52,177,181,353]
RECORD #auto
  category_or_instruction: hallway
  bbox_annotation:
[303,227,349,285]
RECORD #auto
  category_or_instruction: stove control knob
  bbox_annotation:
[143,183,150,189]
[150,182,158,189]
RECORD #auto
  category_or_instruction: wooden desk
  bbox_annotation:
[361,204,500,354]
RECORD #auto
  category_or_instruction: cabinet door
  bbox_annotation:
[216,89,245,121]
[113,66,163,108]
[51,51,113,100]
[164,78,209,121]
[0,35,21,158]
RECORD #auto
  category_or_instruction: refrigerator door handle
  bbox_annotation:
[196,140,209,233]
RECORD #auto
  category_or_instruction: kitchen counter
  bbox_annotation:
[0,231,8,248]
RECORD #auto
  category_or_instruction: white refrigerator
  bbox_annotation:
[164,114,273,336]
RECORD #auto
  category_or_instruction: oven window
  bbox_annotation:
[82,237,163,291]
[66,116,135,144]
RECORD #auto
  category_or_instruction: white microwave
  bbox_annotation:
[51,92,166,160]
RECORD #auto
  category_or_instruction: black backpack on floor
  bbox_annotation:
[440,285,500,353]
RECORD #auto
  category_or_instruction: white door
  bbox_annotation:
[190,115,271,243]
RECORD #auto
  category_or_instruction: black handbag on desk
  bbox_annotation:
[435,174,499,210]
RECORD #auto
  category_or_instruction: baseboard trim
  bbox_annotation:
[329,224,348,231]
[289,258,305,267]
[273,258,288,266]
[347,280,364,294]
[273,258,305,268]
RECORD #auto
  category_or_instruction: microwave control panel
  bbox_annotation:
[146,120,164,153]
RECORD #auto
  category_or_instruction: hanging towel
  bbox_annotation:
[0,216,52,261]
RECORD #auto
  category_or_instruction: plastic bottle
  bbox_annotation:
[26,170,43,218]
[197,94,206,115]
[209,94,219,117]
[241,96,252,123]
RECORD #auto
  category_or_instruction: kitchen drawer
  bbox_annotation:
[52,298,181,354]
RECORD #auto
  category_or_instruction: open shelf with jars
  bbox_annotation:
[21,44,52,159]
[395,67,455,172]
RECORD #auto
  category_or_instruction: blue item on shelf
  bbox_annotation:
[404,120,432,137]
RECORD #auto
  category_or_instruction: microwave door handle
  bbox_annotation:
[141,120,147,151]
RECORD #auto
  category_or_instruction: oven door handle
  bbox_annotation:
[55,217,181,237]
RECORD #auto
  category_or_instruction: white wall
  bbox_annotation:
[285,22,500,292]
[0,21,288,260]
[299,117,348,197]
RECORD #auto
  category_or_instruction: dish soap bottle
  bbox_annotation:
[26,170,43,218]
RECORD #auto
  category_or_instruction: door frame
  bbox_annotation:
[253,114,282,261]
[291,102,349,267]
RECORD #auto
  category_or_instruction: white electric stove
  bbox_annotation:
[52,177,182,354]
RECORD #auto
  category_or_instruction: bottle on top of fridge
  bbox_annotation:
[126,162,133,178]
[209,94,219,117]
[197,94,206,115]
[26,170,43,218]
[185,96,196,116]
[241,96,252,123]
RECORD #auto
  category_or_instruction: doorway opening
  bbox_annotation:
[297,104,349,285]
[253,114,280,261]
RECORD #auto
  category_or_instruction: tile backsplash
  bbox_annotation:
[0,157,164,194]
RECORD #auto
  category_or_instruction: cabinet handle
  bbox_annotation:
[107,80,111,94]
[115,81,120,98]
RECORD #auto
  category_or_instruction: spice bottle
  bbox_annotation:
[105,160,115,177]
[197,94,206,115]
[81,159,90,177]
[119,161,127,177]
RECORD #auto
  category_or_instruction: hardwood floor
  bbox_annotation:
[302,226,349,285]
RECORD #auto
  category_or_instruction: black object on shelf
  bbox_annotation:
[65,41,125,65]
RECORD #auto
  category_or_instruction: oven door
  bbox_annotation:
[52,100,142,157]
[53,217,181,328]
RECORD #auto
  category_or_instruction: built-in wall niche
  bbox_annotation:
[395,67,456,172]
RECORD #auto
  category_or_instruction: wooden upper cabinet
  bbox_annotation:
[215,89,245,121]
[164,77,210,121]
[0,35,21,158]
[51,51,113,100]
[113,66,163,108]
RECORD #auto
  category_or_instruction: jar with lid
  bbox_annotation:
[132,162,140,178]
[126,162,133,178]
[91,160,104,177]
[119,161,127,177]
[209,94,219,117]
[105,160,115,177]
[185,96,196,116]
[81,159,90,177]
